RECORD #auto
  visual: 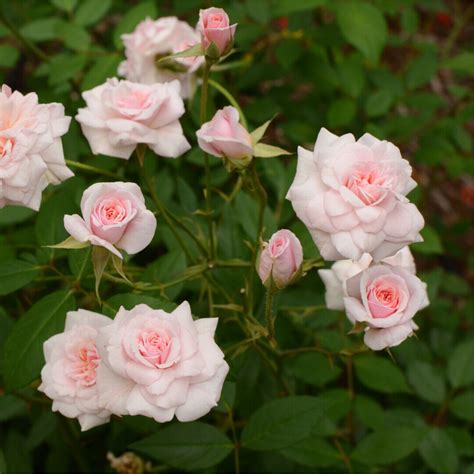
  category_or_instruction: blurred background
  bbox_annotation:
[0,0,473,473]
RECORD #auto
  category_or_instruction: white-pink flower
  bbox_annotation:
[118,17,204,98]
[64,182,157,258]
[258,229,303,289]
[196,106,253,161]
[287,128,425,261]
[75,78,190,160]
[343,264,429,350]
[96,301,229,423]
[38,309,112,431]
[198,7,237,56]
[319,247,416,311]
[0,84,72,210]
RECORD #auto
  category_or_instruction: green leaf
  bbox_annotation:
[412,225,444,255]
[327,98,356,128]
[113,1,158,49]
[406,53,438,90]
[401,7,419,34]
[82,54,121,91]
[281,436,340,467]
[285,353,342,387]
[365,89,394,117]
[50,0,77,13]
[0,260,40,295]
[354,395,385,430]
[47,236,90,250]
[253,143,291,158]
[3,290,75,390]
[449,391,474,422]
[130,422,233,470]
[275,39,303,70]
[336,2,387,64]
[250,118,274,145]
[447,339,474,388]
[0,206,34,226]
[20,18,61,41]
[48,53,88,85]
[443,51,474,76]
[92,246,110,302]
[419,428,459,474]
[0,394,27,422]
[271,0,327,16]
[241,396,329,450]
[56,21,90,51]
[103,293,177,317]
[158,43,203,63]
[352,427,424,465]
[407,361,446,404]
[215,381,236,413]
[75,0,112,27]
[354,355,410,394]
[0,45,19,67]
[0,449,6,474]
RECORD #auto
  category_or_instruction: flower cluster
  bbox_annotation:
[288,128,429,350]
[39,302,228,431]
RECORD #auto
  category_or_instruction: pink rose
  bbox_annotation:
[76,78,190,160]
[118,17,204,98]
[258,229,303,289]
[343,264,429,350]
[0,84,73,210]
[286,128,425,261]
[64,182,157,258]
[38,309,112,431]
[198,7,237,56]
[95,301,229,422]
[319,247,416,311]
[196,106,253,163]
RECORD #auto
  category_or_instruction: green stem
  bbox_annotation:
[200,64,215,260]
[264,285,276,342]
[65,160,122,180]
[208,78,248,129]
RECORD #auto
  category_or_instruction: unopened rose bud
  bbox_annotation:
[257,229,303,289]
[196,106,253,169]
[198,7,237,59]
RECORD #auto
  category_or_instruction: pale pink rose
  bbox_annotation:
[198,7,237,56]
[95,302,229,423]
[319,247,416,311]
[286,128,425,261]
[0,84,72,210]
[258,229,303,289]
[64,182,157,258]
[38,309,112,431]
[118,17,204,98]
[196,106,253,160]
[343,264,429,350]
[76,78,190,160]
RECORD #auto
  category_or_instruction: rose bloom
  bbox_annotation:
[118,17,204,98]
[64,182,157,258]
[344,263,429,350]
[258,229,303,289]
[287,128,425,261]
[196,106,253,163]
[319,247,417,311]
[96,301,229,423]
[76,78,190,160]
[39,310,112,431]
[198,7,237,56]
[0,84,72,210]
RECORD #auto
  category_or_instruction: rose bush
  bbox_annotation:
[0,1,471,474]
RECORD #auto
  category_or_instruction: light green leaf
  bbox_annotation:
[250,118,274,145]
[241,396,329,450]
[447,339,474,388]
[253,143,291,158]
[92,246,110,302]
[75,0,112,27]
[352,427,424,465]
[20,18,62,41]
[47,236,90,250]
[407,361,446,404]
[449,391,474,422]
[157,43,203,64]
[3,290,76,390]
[56,21,91,51]
[336,2,387,64]
[419,428,459,474]
[412,225,444,255]
[443,51,474,76]
[130,422,233,470]
[0,260,40,295]
[82,54,121,91]
[354,355,411,394]
[51,0,77,13]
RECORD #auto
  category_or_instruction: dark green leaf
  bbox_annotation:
[285,352,342,387]
[419,428,459,474]
[82,54,121,90]
[271,0,327,16]
[449,391,474,422]
[0,260,40,295]
[281,436,340,467]
[327,98,356,128]
[0,45,19,67]
[0,394,27,422]
[20,18,61,41]
[447,339,474,388]
[103,293,177,317]
[443,51,474,76]
[130,422,233,470]
[407,361,446,404]
[3,290,75,390]
[75,0,112,26]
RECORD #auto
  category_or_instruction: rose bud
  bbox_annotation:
[38,309,112,431]
[198,7,237,58]
[343,263,429,351]
[196,106,253,169]
[257,229,303,289]
[64,182,157,259]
